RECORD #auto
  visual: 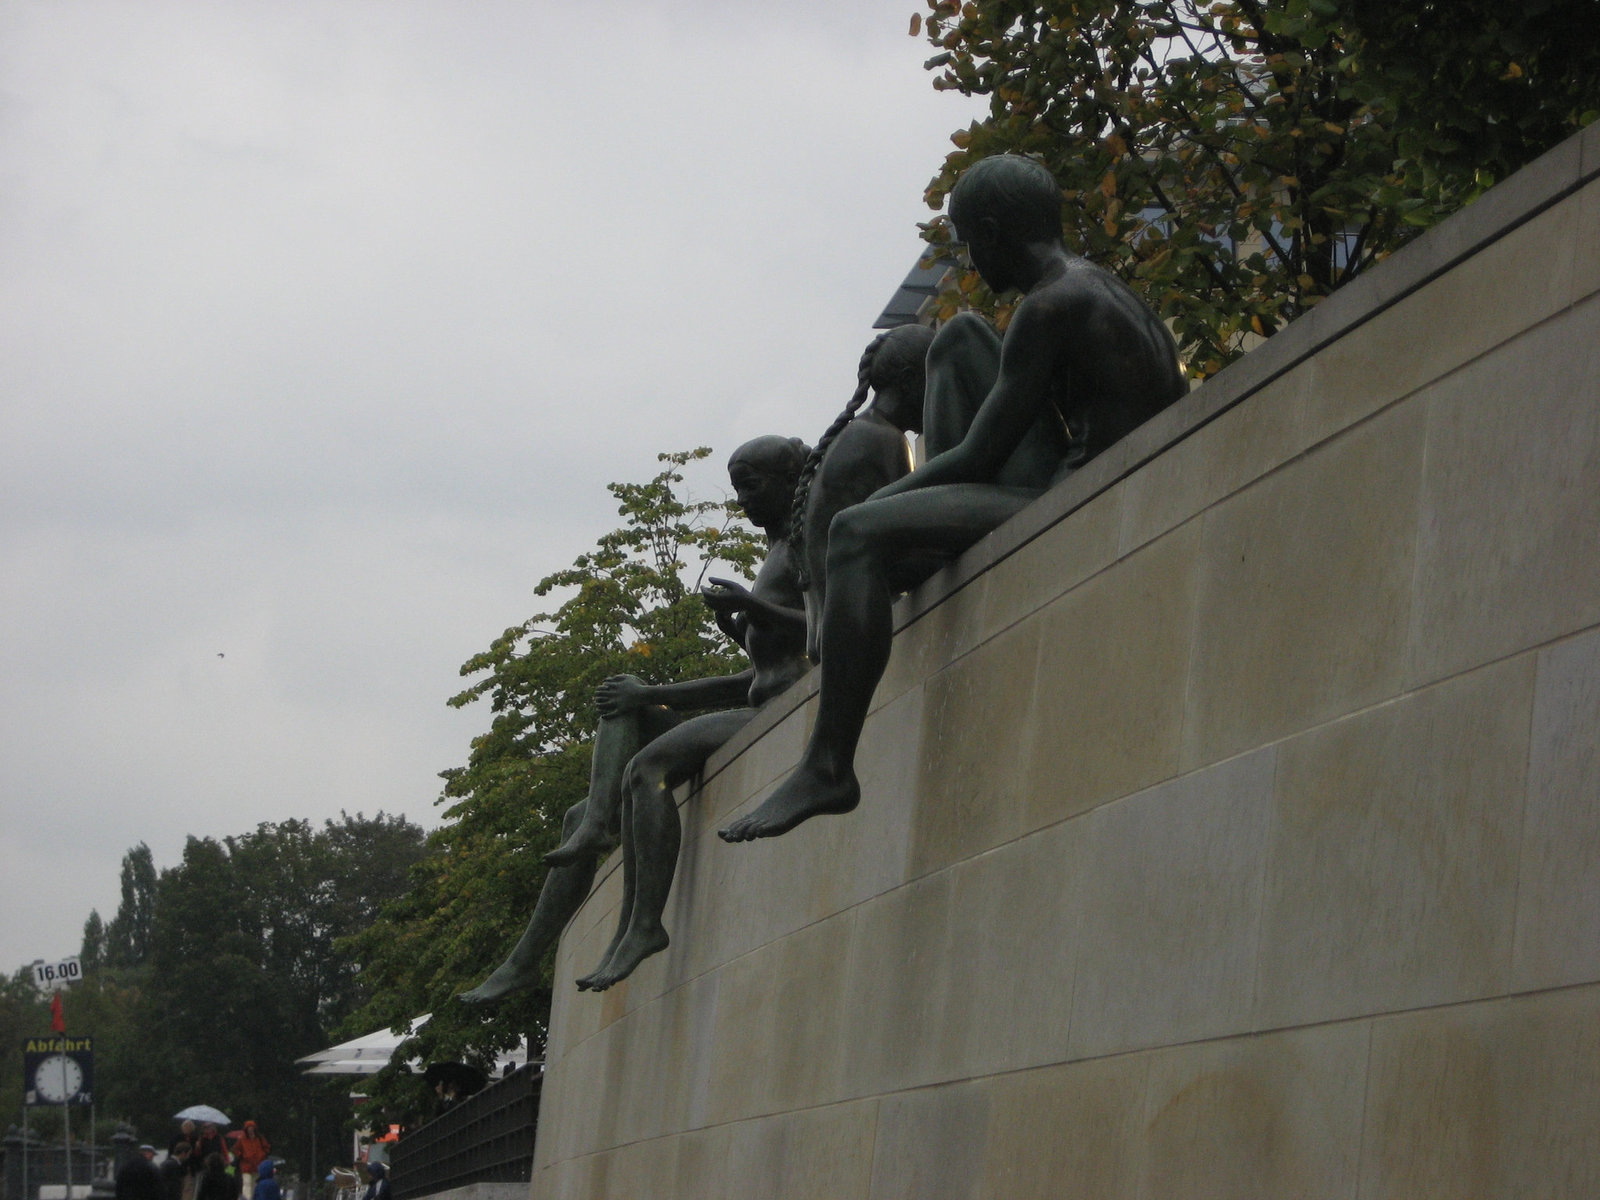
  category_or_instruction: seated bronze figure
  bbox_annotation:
[721,154,1185,844]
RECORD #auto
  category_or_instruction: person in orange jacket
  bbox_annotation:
[233,1122,271,1199]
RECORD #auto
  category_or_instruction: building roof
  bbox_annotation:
[873,253,949,329]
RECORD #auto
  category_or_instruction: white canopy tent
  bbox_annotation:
[297,1013,430,1074]
[298,1014,531,1077]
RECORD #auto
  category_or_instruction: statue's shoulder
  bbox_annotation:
[826,412,906,460]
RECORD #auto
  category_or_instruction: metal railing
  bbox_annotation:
[388,1068,541,1200]
[1,1135,106,1200]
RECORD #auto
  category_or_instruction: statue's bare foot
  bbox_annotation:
[459,960,539,1005]
[577,927,669,992]
[544,822,613,867]
[718,767,860,842]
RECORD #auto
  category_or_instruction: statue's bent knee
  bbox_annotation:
[928,311,993,361]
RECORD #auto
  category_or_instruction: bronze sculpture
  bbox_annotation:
[720,154,1186,843]
[461,436,809,1001]
[791,323,934,663]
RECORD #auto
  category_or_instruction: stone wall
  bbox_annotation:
[531,121,1600,1199]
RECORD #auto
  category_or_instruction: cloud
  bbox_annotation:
[0,0,982,969]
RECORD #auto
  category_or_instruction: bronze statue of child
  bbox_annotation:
[789,322,935,663]
[461,435,809,999]
[721,153,1186,844]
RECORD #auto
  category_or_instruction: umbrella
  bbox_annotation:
[175,1105,231,1125]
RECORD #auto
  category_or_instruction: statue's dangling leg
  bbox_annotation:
[463,704,679,1003]
[459,800,600,1004]
[583,709,753,991]
[717,516,891,842]
[575,782,639,990]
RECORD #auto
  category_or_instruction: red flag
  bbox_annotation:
[50,990,65,1034]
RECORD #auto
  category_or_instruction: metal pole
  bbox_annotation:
[23,1101,30,1200]
[60,1024,73,1200]
[310,1114,317,1200]
[90,1102,96,1185]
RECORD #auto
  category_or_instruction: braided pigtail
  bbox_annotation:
[789,333,887,588]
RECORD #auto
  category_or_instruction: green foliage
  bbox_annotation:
[1,819,426,1172]
[0,968,50,1133]
[341,449,763,1115]
[913,0,1600,377]
[129,815,426,1141]
[80,909,106,974]
[103,842,158,967]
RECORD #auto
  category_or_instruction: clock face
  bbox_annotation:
[34,1054,84,1103]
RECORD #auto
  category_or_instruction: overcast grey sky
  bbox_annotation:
[0,1,984,974]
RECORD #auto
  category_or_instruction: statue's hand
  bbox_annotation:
[702,576,755,614]
[595,674,649,718]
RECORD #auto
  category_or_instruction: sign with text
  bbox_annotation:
[23,1036,93,1106]
[31,957,82,992]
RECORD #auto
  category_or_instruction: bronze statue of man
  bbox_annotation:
[720,154,1186,843]
[461,436,809,1001]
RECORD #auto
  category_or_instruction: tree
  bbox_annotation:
[25,815,426,1164]
[0,968,51,1133]
[104,842,158,967]
[80,909,106,974]
[341,449,764,1109]
[913,0,1600,377]
[123,816,427,1142]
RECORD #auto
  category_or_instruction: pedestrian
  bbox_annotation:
[192,1124,230,1170]
[171,1123,199,1200]
[233,1121,271,1199]
[160,1143,191,1200]
[195,1153,238,1200]
[116,1144,163,1200]
[251,1160,280,1200]
[360,1163,390,1200]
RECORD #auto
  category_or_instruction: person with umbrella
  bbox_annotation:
[191,1124,231,1174]
[173,1108,232,1199]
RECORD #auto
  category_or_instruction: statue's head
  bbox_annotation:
[949,155,1062,290]
[729,435,809,532]
[867,323,936,434]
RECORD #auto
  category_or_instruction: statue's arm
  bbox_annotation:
[711,608,748,645]
[646,669,756,711]
[704,577,806,637]
[873,296,1064,498]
